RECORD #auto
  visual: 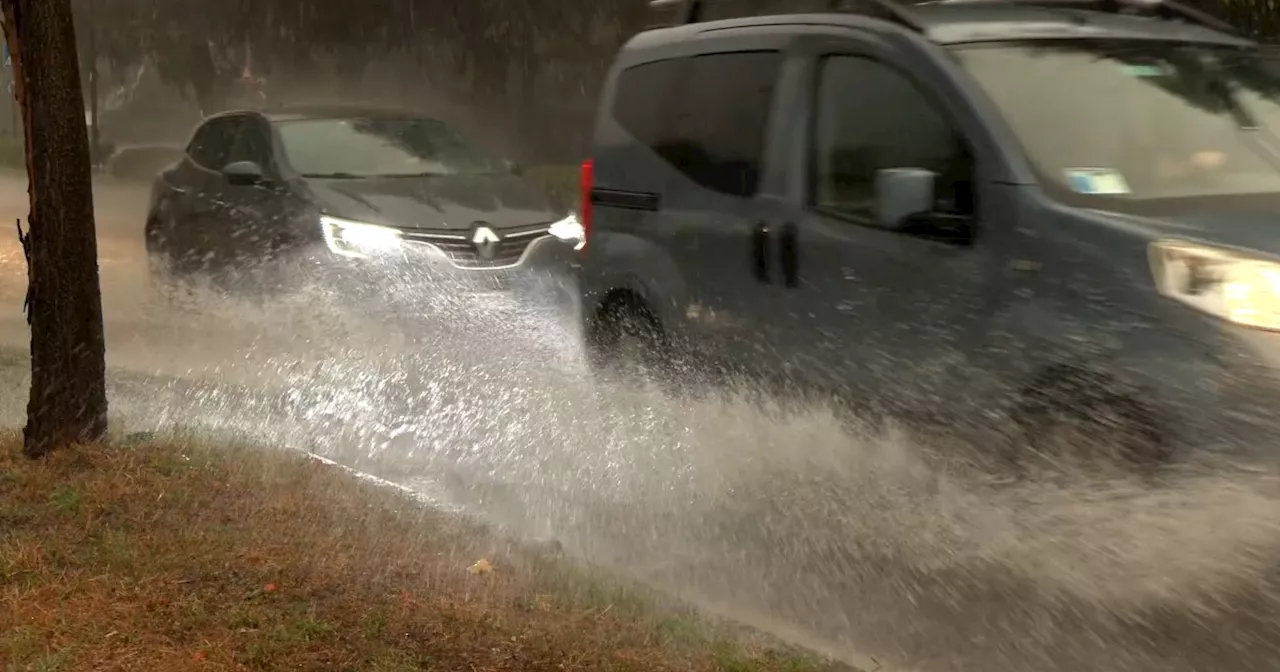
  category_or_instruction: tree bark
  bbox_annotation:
[1,0,108,458]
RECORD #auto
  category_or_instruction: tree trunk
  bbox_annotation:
[1,0,108,458]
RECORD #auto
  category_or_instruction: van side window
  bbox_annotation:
[612,50,783,198]
[613,58,684,161]
[664,50,782,197]
[810,55,974,222]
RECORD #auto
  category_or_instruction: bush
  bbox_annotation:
[0,137,167,176]
[0,135,23,170]
[106,144,184,182]
[525,164,581,213]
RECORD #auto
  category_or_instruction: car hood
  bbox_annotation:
[305,173,560,231]
[1089,207,1280,259]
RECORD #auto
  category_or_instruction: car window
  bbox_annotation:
[810,55,974,221]
[612,51,782,198]
[186,116,243,171]
[226,118,273,169]
[275,117,504,178]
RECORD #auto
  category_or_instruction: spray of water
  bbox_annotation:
[1,182,1279,671]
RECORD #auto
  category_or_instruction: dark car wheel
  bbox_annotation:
[585,293,672,385]
[144,213,183,299]
[1007,368,1172,480]
[146,250,193,307]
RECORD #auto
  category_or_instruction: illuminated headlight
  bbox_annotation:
[320,215,402,258]
[1150,240,1280,330]
[548,213,585,251]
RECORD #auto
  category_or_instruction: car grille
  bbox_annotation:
[398,222,551,269]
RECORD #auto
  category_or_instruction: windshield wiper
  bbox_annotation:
[301,172,366,179]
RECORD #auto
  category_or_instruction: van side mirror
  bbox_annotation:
[874,167,936,230]
[223,160,266,186]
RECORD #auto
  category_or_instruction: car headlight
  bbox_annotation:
[548,213,585,251]
[320,215,403,258]
[1150,240,1280,330]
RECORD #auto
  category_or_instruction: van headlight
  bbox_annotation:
[548,213,585,250]
[1150,240,1280,330]
[320,215,403,258]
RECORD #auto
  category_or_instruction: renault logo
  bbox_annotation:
[470,224,500,259]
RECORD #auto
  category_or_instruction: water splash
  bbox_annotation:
[1,210,1279,671]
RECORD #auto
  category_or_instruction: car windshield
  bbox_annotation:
[953,41,1280,209]
[276,116,506,178]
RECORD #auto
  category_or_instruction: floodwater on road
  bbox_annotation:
[0,173,1278,671]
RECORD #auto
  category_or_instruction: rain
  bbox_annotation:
[3,0,1280,670]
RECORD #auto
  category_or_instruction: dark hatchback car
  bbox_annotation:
[144,106,583,305]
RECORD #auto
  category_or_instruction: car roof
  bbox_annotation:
[913,2,1252,45]
[204,105,440,125]
[628,1,1255,50]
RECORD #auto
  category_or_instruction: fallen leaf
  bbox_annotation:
[264,583,279,593]
[468,558,493,575]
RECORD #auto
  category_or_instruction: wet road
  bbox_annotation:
[0,173,1278,671]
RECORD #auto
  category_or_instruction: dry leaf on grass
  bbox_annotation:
[0,439,831,672]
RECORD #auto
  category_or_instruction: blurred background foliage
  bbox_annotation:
[32,0,1280,170]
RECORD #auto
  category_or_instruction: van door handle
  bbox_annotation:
[779,222,798,288]
[752,222,770,283]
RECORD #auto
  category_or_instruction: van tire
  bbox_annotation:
[147,250,181,301]
[1008,368,1171,477]
[585,293,670,383]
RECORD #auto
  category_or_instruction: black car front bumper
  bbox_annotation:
[285,232,581,316]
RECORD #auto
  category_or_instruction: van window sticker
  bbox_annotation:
[1064,167,1132,195]
[1120,62,1171,78]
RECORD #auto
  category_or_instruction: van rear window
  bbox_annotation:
[613,58,684,158]
[612,50,783,197]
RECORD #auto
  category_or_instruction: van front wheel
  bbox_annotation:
[585,294,669,384]
[1008,369,1171,478]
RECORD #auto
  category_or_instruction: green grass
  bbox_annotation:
[0,433,852,672]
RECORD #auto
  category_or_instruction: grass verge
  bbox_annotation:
[0,433,845,672]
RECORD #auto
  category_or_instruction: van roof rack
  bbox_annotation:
[930,0,1240,36]
[647,0,926,32]
[647,0,1240,36]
